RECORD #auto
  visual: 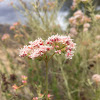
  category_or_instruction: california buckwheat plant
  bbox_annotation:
[19,34,76,100]
[1,0,100,100]
[19,34,76,60]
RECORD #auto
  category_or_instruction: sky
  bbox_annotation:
[0,0,55,24]
[0,0,69,30]
[0,0,29,24]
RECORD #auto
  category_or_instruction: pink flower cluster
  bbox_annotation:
[46,34,76,59]
[19,34,76,60]
[19,38,53,60]
[69,10,91,37]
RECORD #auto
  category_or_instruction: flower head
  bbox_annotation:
[48,94,53,98]
[46,34,76,59]
[22,75,27,80]
[83,23,90,28]
[69,10,91,34]
[33,97,38,100]
[1,33,10,41]
[19,34,76,60]
[13,22,20,26]
[10,26,15,30]
[95,15,100,20]
[96,35,100,40]
[92,74,100,83]
[12,84,19,90]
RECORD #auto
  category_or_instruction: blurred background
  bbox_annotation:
[0,0,100,100]
[0,0,100,33]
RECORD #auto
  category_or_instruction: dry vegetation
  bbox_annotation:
[0,0,100,100]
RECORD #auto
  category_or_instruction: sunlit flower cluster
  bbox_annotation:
[19,34,76,60]
[69,10,91,37]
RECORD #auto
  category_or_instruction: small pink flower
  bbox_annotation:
[21,75,27,80]
[10,26,15,30]
[21,75,27,84]
[12,84,18,90]
[33,97,38,100]
[55,50,61,54]
[22,80,27,84]
[92,74,100,83]
[10,2,13,5]
[56,45,59,48]
[13,22,20,26]
[83,28,88,32]
[48,94,52,98]
[83,23,90,28]
[70,28,77,35]
[74,10,83,17]
[95,15,100,20]
[29,45,53,60]
[1,33,10,41]
[69,17,75,24]
[96,35,100,40]
[29,38,44,47]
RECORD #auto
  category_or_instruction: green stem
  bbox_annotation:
[60,65,73,100]
[48,53,55,61]
[45,59,49,100]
